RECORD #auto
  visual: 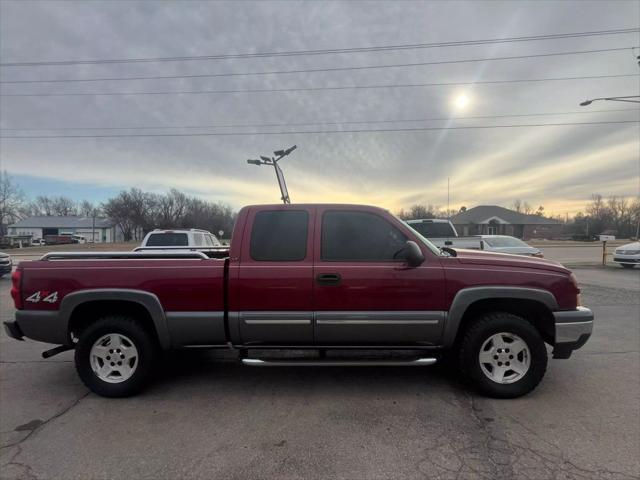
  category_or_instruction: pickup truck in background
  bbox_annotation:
[134,228,229,258]
[405,218,483,250]
[5,204,593,399]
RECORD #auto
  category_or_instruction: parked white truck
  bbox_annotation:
[405,219,483,250]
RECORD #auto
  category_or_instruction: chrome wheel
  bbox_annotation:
[90,333,139,383]
[478,332,530,384]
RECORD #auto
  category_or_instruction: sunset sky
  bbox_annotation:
[1,0,639,216]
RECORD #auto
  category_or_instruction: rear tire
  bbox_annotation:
[458,312,547,398]
[75,315,157,397]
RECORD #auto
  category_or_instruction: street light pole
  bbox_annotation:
[247,145,297,204]
[579,95,640,106]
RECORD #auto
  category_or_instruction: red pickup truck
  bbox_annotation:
[5,204,593,398]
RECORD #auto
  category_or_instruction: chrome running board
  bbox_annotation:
[242,357,437,367]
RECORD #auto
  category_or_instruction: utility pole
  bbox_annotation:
[92,209,96,246]
[247,145,297,204]
[447,177,450,220]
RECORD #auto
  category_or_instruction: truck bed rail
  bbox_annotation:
[40,251,209,261]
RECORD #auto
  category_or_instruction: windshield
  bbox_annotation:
[483,237,528,248]
[408,222,455,238]
[146,232,189,246]
[397,218,442,256]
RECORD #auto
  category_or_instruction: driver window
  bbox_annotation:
[321,211,407,261]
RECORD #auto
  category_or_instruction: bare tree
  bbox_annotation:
[630,197,640,238]
[156,189,189,228]
[30,196,54,216]
[51,196,77,216]
[102,189,158,240]
[397,204,441,220]
[0,170,25,235]
[78,200,100,217]
[607,196,630,234]
[512,199,523,213]
[102,192,138,241]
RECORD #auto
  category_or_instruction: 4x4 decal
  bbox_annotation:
[26,291,59,304]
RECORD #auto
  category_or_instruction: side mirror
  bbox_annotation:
[402,240,425,267]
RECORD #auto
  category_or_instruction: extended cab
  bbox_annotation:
[4,204,593,398]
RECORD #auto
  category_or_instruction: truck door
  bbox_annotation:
[231,206,315,345]
[313,207,446,345]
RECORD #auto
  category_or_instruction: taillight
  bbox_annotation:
[10,269,23,310]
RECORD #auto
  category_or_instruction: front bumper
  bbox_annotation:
[552,306,594,359]
[613,256,640,264]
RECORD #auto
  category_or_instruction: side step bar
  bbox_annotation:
[242,358,437,367]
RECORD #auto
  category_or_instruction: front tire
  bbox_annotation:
[458,312,547,398]
[75,315,157,397]
[621,263,636,269]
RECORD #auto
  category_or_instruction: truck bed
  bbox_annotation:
[19,254,226,312]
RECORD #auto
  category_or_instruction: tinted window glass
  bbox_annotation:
[146,233,188,246]
[322,211,407,261]
[250,211,308,261]
[409,222,455,238]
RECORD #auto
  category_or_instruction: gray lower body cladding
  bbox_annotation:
[6,307,593,359]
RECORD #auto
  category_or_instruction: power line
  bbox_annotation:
[1,120,636,138]
[1,47,634,84]
[1,108,636,132]
[1,73,637,97]
[1,28,637,67]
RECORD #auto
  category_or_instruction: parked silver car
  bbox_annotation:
[613,241,640,268]
[0,252,12,277]
[480,235,543,257]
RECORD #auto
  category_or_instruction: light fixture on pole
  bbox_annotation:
[246,145,297,204]
[580,95,640,106]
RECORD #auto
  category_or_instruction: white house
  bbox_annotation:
[7,216,125,243]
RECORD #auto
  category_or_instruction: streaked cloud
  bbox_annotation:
[0,0,638,215]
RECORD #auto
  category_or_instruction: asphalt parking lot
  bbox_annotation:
[0,265,638,480]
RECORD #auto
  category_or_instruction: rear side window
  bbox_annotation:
[194,233,204,246]
[250,211,308,261]
[322,211,407,261]
[146,233,188,246]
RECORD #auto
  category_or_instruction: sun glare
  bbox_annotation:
[453,93,471,111]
